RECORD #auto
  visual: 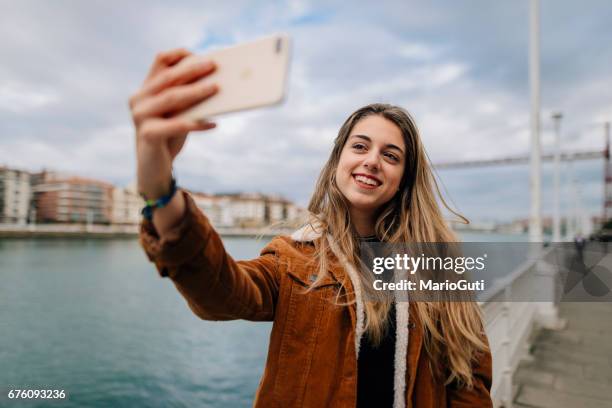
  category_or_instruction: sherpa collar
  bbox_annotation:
[290,223,410,408]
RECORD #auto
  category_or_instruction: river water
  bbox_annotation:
[0,232,525,407]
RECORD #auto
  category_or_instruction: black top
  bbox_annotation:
[357,234,396,407]
[357,303,396,408]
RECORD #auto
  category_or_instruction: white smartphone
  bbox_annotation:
[178,34,291,120]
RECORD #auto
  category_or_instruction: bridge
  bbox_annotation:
[434,149,604,169]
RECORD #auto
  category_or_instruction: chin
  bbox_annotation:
[345,196,379,212]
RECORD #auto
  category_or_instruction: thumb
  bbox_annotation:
[167,119,216,158]
[167,133,187,159]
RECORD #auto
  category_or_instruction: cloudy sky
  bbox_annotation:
[1,0,611,223]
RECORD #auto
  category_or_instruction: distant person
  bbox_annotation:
[130,48,492,407]
[574,233,586,261]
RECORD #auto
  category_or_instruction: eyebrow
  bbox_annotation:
[350,134,405,155]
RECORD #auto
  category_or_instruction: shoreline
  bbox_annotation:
[0,224,292,239]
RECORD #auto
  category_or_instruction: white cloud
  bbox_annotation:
[430,63,468,86]
[475,101,501,115]
[398,43,438,60]
[1,0,611,222]
[0,81,59,113]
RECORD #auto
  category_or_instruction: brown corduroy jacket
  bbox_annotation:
[140,191,493,408]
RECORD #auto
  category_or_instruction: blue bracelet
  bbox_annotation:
[141,178,177,221]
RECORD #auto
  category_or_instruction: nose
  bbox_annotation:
[363,151,380,171]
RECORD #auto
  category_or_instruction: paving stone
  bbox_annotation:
[537,328,582,344]
[584,364,612,384]
[527,358,585,377]
[514,365,555,388]
[547,333,612,355]
[516,385,612,408]
[560,302,612,312]
[533,344,612,365]
[575,334,612,350]
[553,376,612,400]
[566,319,612,334]
[513,301,612,406]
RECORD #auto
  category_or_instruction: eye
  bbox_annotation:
[352,143,367,151]
[384,152,400,162]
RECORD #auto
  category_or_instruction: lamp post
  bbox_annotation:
[552,112,563,242]
[529,0,543,243]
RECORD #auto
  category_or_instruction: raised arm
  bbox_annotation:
[131,49,281,321]
[140,191,282,321]
[129,48,218,238]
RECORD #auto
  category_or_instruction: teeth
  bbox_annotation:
[355,175,379,186]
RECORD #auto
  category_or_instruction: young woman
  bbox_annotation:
[131,48,493,408]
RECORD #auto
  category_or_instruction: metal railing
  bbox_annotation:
[481,246,558,407]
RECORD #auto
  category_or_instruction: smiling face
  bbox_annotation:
[335,115,406,224]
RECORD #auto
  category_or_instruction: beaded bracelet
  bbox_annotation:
[140,178,177,221]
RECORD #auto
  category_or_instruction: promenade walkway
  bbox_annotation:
[513,301,612,407]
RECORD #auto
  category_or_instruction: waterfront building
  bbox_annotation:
[225,193,268,228]
[266,195,288,224]
[199,192,267,228]
[3,166,304,228]
[265,195,305,226]
[191,191,303,228]
[191,192,227,227]
[31,171,113,224]
[111,183,142,225]
[0,166,31,224]
[285,203,304,225]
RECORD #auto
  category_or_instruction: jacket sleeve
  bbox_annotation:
[447,336,494,408]
[139,190,281,322]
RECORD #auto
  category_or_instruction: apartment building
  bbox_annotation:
[31,172,113,224]
[0,166,31,224]
[267,195,301,225]
[111,183,142,225]
[192,192,222,226]
[0,166,303,227]
[191,191,303,228]
[216,192,268,228]
[191,192,246,227]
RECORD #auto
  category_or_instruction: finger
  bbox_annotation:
[131,49,193,109]
[167,134,187,158]
[132,82,219,123]
[139,117,216,143]
[167,122,217,158]
[141,56,216,97]
[193,121,216,131]
[145,48,192,81]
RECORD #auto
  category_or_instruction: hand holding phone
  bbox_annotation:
[129,34,291,236]
[177,33,291,119]
[130,50,218,193]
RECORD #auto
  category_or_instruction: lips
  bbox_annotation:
[352,173,382,188]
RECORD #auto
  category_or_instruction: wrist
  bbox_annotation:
[140,177,178,221]
[138,175,173,200]
[153,189,187,237]
[137,162,173,198]
[136,145,173,198]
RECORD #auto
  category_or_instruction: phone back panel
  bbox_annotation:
[178,34,291,119]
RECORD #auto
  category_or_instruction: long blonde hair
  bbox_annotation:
[307,103,488,388]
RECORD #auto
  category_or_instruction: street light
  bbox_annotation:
[552,112,563,241]
[529,0,542,243]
